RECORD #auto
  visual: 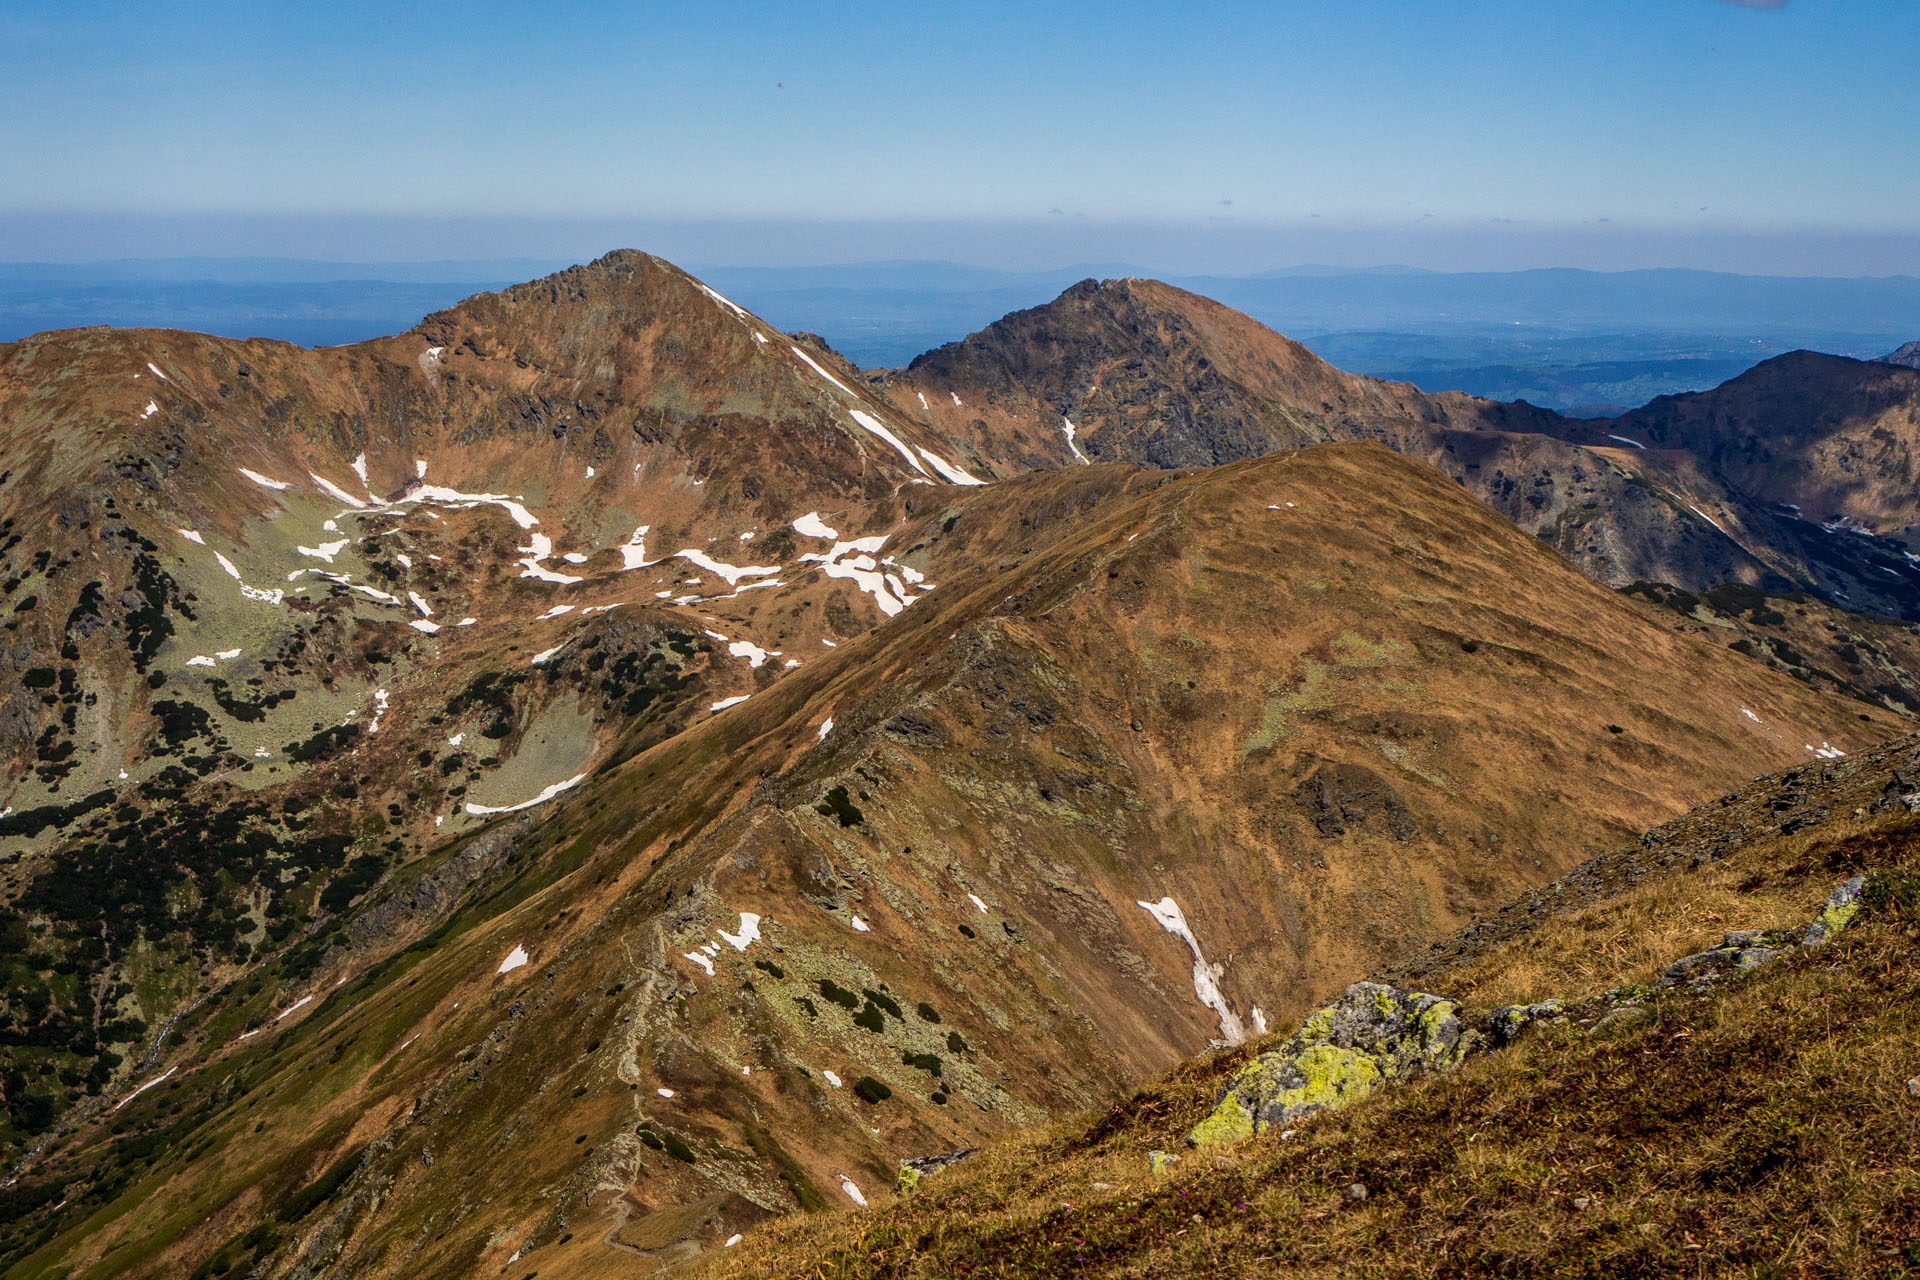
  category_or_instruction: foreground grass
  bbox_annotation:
[706,820,1920,1279]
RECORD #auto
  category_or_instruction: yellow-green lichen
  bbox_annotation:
[1187,1093,1256,1148]
[895,1163,921,1196]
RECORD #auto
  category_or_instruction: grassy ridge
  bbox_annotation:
[710,817,1920,1279]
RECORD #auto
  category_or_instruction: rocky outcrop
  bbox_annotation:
[1189,874,1878,1151]
[1187,983,1472,1147]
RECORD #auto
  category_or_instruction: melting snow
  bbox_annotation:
[400,483,538,529]
[1136,896,1246,1044]
[1063,417,1091,464]
[447,732,464,746]
[709,695,751,712]
[309,471,369,508]
[408,591,433,617]
[839,1176,867,1207]
[817,718,834,741]
[140,400,159,419]
[410,620,440,633]
[729,639,775,668]
[215,648,241,660]
[517,532,584,584]
[789,345,857,397]
[1742,708,1762,723]
[1252,1006,1269,1035]
[950,392,963,406]
[850,916,871,933]
[823,1070,842,1087]
[350,452,369,487]
[186,655,215,668]
[176,528,204,544]
[670,548,780,586]
[718,912,762,951]
[618,525,651,570]
[415,459,428,478]
[725,1234,743,1248]
[657,1087,676,1098]
[112,1065,178,1112]
[847,409,932,476]
[275,995,313,1022]
[916,391,930,410]
[684,951,715,975]
[297,539,350,563]
[497,945,529,974]
[463,772,587,815]
[537,604,576,620]
[239,468,291,491]
[1807,741,1845,759]
[561,552,589,564]
[695,280,750,319]
[917,445,985,485]
[793,512,839,540]
[1607,435,1646,449]
[146,361,170,382]
[967,893,989,914]
[368,689,389,733]
[529,642,570,666]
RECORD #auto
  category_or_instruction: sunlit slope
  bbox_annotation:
[6,443,1899,1280]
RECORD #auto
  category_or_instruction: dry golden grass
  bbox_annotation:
[701,815,1920,1280]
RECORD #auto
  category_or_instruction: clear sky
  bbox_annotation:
[3,0,1916,273]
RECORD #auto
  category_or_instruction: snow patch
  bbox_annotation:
[728,639,775,668]
[275,995,313,1022]
[1607,435,1646,449]
[950,391,963,406]
[1062,417,1091,464]
[683,952,715,975]
[215,647,241,660]
[239,468,291,491]
[350,452,369,487]
[817,718,834,741]
[186,655,215,668]
[967,893,988,914]
[916,445,985,485]
[839,1176,868,1207]
[850,915,870,933]
[1807,741,1845,760]
[497,945,529,974]
[717,913,762,951]
[463,772,587,815]
[140,400,159,419]
[175,528,204,544]
[308,471,369,509]
[113,1065,178,1112]
[410,619,440,633]
[709,695,751,713]
[847,409,931,476]
[793,512,839,540]
[1136,896,1245,1044]
[408,591,433,617]
[297,539,350,563]
[790,345,856,397]
[1742,708,1762,723]
[823,1070,842,1087]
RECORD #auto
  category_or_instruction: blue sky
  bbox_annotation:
[2,0,1916,272]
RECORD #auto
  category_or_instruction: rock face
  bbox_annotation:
[1187,983,1472,1147]
[1881,341,1920,371]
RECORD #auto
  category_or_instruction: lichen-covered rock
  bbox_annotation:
[1187,982,1472,1148]
[895,1148,978,1196]
[1655,929,1792,989]
[1487,998,1564,1045]
[1802,874,1866,945]
[1149,1149,1181,1176]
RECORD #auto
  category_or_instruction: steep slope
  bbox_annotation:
[714,734,1920,1280]
[873,280,1920,620]
[0,249,990,1158]
[3,444,1901,1280]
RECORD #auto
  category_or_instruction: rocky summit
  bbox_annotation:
[2,253,1917,1280]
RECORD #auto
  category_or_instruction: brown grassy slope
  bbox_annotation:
[707,739,1920,1280]
[4,445,1906,1280]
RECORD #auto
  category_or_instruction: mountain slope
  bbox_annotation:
[873,279,1920,620]
[717,735,1920,1280]
[3,443,1901,1280]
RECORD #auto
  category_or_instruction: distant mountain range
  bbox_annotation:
[4,259,1918,411]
